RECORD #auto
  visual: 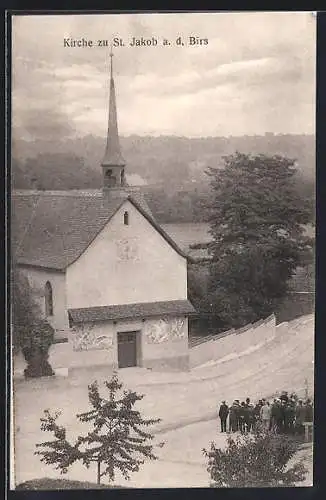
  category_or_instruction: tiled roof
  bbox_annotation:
[12,189,187,270]
[69,299,196,323]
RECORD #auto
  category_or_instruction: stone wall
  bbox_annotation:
[276,293,314,324]
[190,315,276,368]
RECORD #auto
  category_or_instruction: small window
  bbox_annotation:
[45,281,53,316]
[121,169,125,185]
[105,169,112,177]
[124,211,129,225]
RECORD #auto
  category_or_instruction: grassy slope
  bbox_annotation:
[16,478,125,490]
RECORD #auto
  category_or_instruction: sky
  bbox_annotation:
[12,12,316,140]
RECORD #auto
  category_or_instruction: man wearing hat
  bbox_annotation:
[218,400,229,432]
[229,401,239,432]
[280,391,289,404]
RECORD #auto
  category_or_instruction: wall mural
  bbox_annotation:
[144,319,169,344]
[170,318,186,340]
[72,323,114,351]
[116,238,139,262]
[144,318,186,344]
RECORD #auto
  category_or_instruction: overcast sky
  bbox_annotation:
[12,12,316,139]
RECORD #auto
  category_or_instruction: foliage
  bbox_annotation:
[12,267,54,377]
[187,263,209,309]
[144,185,211,223]
[206,153,313,329]
[21,319,55,378]
[35,373,164,485]
[203,426,307,487]
[12,269,39,348]
[188,262,224,335]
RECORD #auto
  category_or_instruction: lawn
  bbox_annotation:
[16,478,125,490]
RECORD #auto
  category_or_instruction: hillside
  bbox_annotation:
[12,133,315,222]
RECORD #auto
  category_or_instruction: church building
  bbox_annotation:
[12,54,195,373]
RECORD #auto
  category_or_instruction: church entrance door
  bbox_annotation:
[117,331,138,368]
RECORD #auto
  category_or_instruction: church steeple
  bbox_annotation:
[101,50,126,189]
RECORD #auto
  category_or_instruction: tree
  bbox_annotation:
[35,373,164,485]
[23,153,102,190]
[188,262,220,335]
[203,427,307,487]
[206,153,313,329]
[12,266,54,377]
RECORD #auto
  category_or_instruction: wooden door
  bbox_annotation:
[117,331,138,368]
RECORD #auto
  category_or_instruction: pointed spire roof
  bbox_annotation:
[102,50,125,167]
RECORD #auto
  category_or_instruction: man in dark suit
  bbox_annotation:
[245,397,254,432]
[218,401,229,432]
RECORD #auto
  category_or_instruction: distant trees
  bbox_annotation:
[35,373,164,485]
[205,153,313,329]
[144,185,211,223]
[12,134,314,225]
[12,154,102,191]
[12,267,54,377]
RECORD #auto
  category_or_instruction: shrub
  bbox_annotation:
[12,267,55,378]
[203,426,307,487]
[22,319,55,378]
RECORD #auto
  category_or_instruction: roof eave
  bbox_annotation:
[17,261,66,273]
[68,299,196,324]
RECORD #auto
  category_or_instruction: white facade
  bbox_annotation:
[66,199,187,309]
[18,199,191,372]
[48,317,189,373]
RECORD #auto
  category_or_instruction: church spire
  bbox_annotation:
[101,49,126,189]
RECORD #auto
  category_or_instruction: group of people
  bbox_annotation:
[218,391,314,435]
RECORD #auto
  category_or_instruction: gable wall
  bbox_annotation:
[66,200,187,309]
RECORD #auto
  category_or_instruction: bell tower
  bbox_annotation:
[101,50,126,190]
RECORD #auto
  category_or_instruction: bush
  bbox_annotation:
[203,426,307,487]
[22,319,55,378]
[12,268,55,377]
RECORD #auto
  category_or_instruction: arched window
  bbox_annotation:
[105,169,116,187]
[123,211,129,225]
[45,281,53,317]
